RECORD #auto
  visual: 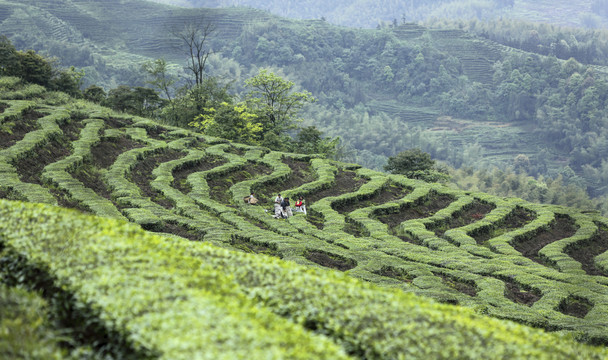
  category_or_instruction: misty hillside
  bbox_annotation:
[2,0,608,216]
[148,0,608,29]
[1,74,608,358]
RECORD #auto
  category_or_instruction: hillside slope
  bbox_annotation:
[147,0,608,29]
[4,200,608,358]
[3,0,608,205]
[2,75,608,354]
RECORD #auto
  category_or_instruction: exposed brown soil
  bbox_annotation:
[395,233,420,245]
[225,145,246,156]
[142,125,170,140]
[12,117,89,211]
[305,208,325,230]
[431,200,496,236]
[0,110,42,149]
[141,221,202,241]
[565,226,608,277]
[375,193,454,229]
[305,250,356,271]
[70,163,121,209]
[140,125,188,141]
[261,157,316,197]
[90,135,143,169]
[435,272,477,297]
[230,235,281,258]
[503,279,541,306]
[104,117,133,129]
[375,266,414,283]
[0,187,26,201]
[14,137,71,185]
[558,296,592,319]
[207,163,273,204]
[512,215,577,263]
[172,156,227,193]
[131,150,186,209]
[48,185,90,213]
[61,119,84,143]
[241,216,271,231]
[305,170,367,205]
[473,207,536,244]
[343,219,368,237]
[333,183,412,214]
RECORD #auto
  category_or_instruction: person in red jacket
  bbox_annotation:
[294,196,306,215]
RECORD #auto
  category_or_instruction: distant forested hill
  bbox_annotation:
[148,0,608,29]
[2,0,608,212]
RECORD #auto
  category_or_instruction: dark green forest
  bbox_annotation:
[1,0,608,214]
[426,18,608,66]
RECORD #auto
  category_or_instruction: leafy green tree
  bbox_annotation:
[385,148,435,173]
[132,87,164,117]
[104,85,163,117]
[16,50,53,86]
[105,85,137,113]
[189,102,262,144]
[0,36,19,75]
[294,126,341,159]
[384,148,449,182]
[83,85,106,103]
[142,58,176,102]
[160,77,233,127]
[245,69,315,135]
[260,132,291,152]
[0,37,83,95]
[49,66,84,97]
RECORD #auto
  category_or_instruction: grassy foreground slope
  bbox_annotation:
[2,199,608,359]
[0,283,66,359]
[1,75,608,355]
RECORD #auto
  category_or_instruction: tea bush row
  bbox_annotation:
[0,200,348,359]
[1,199,607,359]
[0,105,70,205]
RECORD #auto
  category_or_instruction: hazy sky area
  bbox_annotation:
[148,0,608,29]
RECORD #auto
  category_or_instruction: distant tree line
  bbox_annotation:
[0,36,83,97]
[223,18,608,204]
[427,18,608,66]
[449,165,607,214]
[84,22,339,159]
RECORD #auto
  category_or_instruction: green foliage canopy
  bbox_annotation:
[189,102,263,144]
[245,69,315,136]
[384,148,449,183]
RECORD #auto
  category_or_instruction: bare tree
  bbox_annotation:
[171,19,216,87]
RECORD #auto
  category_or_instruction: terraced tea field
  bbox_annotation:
[2,76,608,357]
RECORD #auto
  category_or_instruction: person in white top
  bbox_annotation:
[273,193,283,218]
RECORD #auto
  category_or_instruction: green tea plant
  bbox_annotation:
[2,76,608,353]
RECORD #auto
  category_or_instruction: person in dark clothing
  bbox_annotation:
[280,197,293,218]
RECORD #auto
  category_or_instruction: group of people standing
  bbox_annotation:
[246,192,307,219]
[273,193,306,219]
